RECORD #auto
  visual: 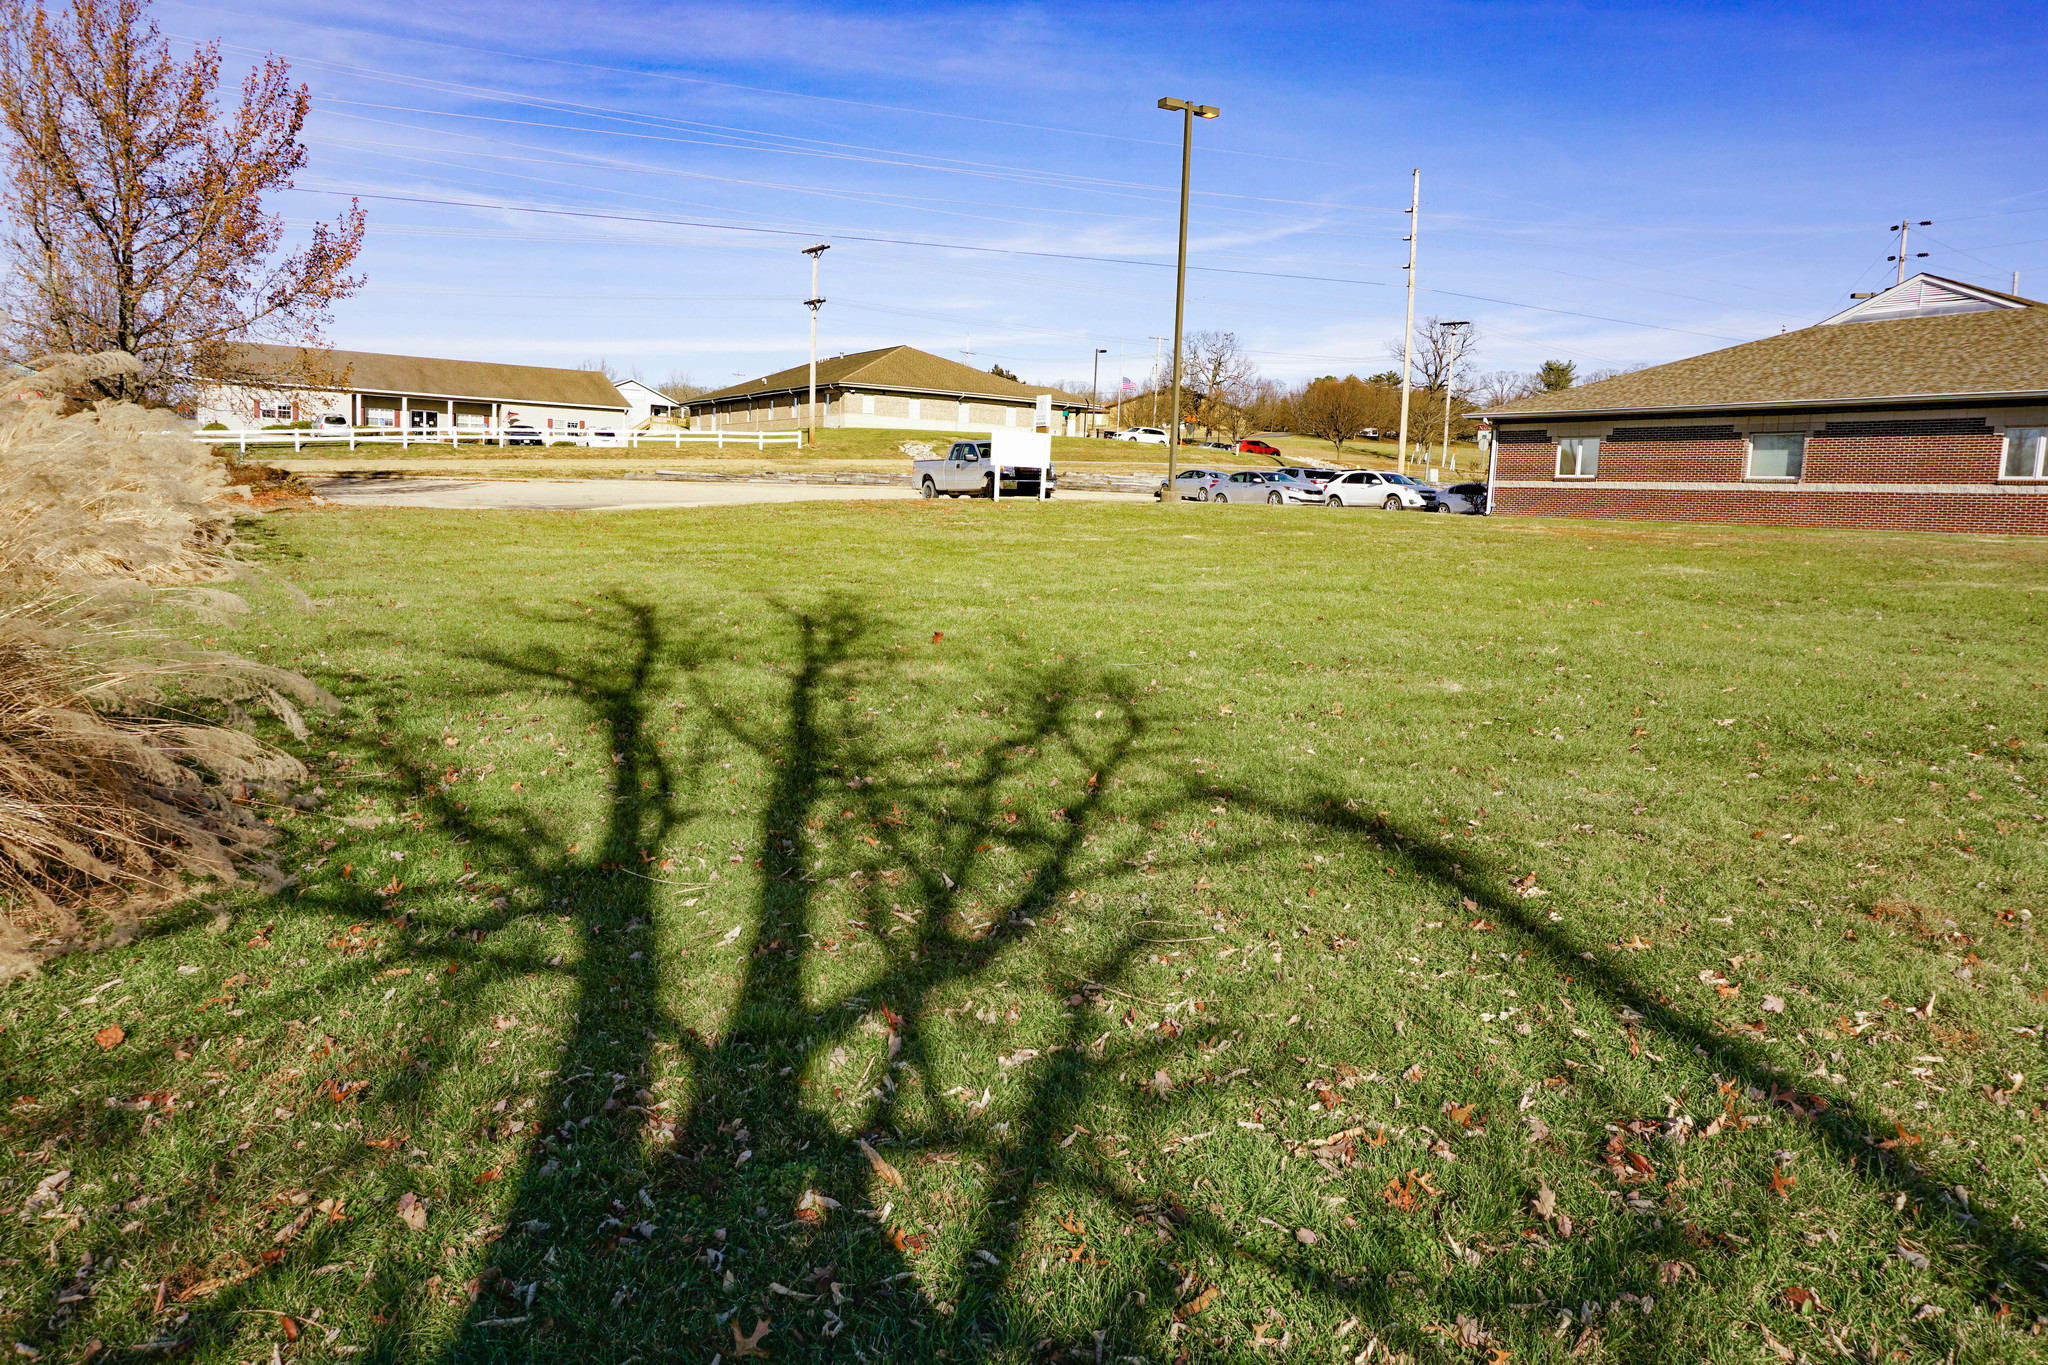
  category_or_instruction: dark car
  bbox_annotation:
[1237,438,1281,456]
[504,424,544,447]
[1437,482,1488,514]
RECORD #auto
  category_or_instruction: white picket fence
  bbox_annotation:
[194,426,805,454]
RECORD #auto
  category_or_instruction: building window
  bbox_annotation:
[2004,427,2047,479]
[1555,436,1599,478]
[260,401,292,421]
[1748,433,1804,480]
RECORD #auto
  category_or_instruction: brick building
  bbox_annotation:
[1476,274,2048,534]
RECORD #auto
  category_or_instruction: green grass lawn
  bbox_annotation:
[5,503,2047,1364]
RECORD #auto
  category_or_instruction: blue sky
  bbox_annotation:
[162,0,2048,392]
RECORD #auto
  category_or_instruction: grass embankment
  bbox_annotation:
[4,505,2045,1364]
[257,429,1482,481]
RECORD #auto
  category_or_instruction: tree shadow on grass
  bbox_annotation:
[427,594,1210,1363]
[29,582,2033,1365]
[1176,777,2048,1355]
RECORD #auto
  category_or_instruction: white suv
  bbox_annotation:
[1118,426,1169,444]
[1324,469,1437,510]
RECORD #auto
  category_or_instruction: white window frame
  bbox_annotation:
[2001,426,2048,480]
[1746,432,1806,481]
[1555,436,1599,479]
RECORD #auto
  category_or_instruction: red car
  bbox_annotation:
[1236,438,1281,456]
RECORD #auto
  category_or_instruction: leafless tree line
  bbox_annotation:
[1097,322,1647,452]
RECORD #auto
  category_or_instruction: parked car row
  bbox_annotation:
[1109,431,1286,457]
[1155,465,1488,513]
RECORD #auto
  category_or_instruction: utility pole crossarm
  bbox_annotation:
[801,243,830,447]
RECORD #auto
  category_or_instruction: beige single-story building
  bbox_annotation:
[193,345,629,435]
[686,346,1103,436]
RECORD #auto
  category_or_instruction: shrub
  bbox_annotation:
[0,351,330,971]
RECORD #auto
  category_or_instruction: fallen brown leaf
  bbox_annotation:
[1174,1284,1219,1321]
[93,1025,125,1051]
[396,1191,428,1232]
[1782,1285,1826,1314]
[857,1138,903,1188]
[729,1318,772,1359]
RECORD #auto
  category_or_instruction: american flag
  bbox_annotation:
[1121,377,1137,393]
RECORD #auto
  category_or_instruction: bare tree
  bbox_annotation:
[1387,316,1478,397]
[0,0,365,402]
[1294,376,1378,452]
[656,371,708,401]
[1472,369,1536,409]
[1243,376,1294,433]
[1182,329,1257,440]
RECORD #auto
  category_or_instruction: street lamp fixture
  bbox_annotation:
[802,243,830,446]
[1156,96,1218,502]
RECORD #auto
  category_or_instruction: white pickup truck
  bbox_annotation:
[914,430,1055,500]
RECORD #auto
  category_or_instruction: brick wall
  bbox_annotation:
[1805,421,2001,483]
[1500,486,2048,534]
[1492,414,2047,534]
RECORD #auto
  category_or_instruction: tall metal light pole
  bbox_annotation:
[1438,319,1469,476]
[1092,348,1106,435]
[802,243,830,447]
[1156,97,1218,502]
[1396,169,1419,476]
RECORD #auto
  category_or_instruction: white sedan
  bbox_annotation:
[1323,469,1436,510]
[1117,426,1169,444]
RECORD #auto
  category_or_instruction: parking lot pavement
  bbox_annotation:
[309,477,1152,511]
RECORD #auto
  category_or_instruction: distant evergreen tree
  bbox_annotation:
[988,364,1019,382]
[1538,360,1578,391]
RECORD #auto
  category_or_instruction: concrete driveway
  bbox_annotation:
[309,476,1151,511]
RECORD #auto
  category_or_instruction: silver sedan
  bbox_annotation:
[1212,470,1326,505]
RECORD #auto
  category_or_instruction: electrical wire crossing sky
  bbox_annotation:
[166,0,2048,390]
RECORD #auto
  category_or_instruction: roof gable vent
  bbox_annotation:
[1821,273,2029,325]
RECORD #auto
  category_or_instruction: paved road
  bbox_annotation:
[310,476,1151,511]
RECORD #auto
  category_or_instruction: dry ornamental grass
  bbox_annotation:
[0,350,327,967]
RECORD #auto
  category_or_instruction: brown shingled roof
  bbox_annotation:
[690,345,1100,408]
[228,344,626,409]
[1480,285,2048,420]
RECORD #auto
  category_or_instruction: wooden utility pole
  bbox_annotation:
[1397,169,1419,476]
